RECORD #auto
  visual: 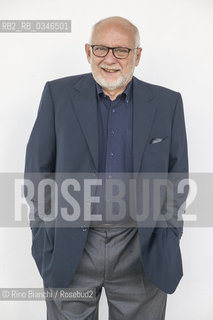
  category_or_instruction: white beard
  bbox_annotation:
[90,56,136,91]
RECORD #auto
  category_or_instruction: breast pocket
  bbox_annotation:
[147,136,170,152]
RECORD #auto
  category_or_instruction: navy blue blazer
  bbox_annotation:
[24,73,189,294]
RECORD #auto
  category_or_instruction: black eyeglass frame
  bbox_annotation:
[90,45,138,59]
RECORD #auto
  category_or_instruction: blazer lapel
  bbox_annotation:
[70,74,156,174]
[71,74,99,171]
[132,77,156,172]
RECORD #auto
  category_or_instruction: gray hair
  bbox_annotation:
[89,16,141,48]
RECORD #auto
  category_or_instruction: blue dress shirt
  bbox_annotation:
[90,79,136,227]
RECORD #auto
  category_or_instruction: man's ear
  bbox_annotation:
[85,43,91,64]
[135,47,142,66]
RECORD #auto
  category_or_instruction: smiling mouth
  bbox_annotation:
[101,67,120,73]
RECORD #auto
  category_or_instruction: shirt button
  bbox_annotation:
[112,109,116,113]
[111,130,115,135]
[109,152,114,157]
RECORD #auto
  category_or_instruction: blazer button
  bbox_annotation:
[81,225,87,231]
[92,171,97,177]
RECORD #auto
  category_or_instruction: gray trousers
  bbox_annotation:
[44,226,167,320]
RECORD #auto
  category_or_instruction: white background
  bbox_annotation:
[0,0,213,319]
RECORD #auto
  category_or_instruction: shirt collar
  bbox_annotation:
[95,78,133,100]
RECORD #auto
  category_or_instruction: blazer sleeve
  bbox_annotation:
[25,82,56,173]
[24,82,56,240]
[169,93,188,173]
[164,93,189,240]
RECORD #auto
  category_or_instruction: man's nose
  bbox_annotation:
[103,49,118,63]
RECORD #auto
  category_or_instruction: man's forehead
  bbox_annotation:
[92,23,135,45]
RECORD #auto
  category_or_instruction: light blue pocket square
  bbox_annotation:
[150,137,164,144]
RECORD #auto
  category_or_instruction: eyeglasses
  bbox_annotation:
[90,45,138,59]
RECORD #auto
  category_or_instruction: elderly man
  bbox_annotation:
[25,16,188,320]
